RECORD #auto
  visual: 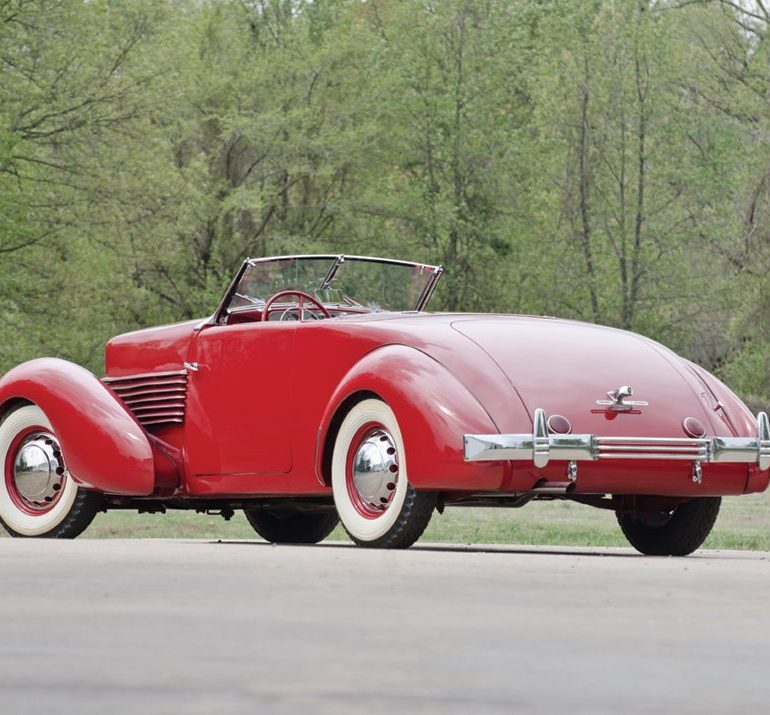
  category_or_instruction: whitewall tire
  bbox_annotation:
[0,405,100,538]
[331,398,436,548]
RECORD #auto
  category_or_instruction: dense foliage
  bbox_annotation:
[1,0,768,407]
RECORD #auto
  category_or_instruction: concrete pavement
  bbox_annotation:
[0,539,768,714]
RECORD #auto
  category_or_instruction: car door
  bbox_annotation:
[183,320,297,477]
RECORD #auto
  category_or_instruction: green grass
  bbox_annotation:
[9,489,767,550]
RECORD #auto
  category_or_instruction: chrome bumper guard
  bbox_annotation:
[464,409,770,471]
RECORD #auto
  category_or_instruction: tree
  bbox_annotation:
[532,0,751,367]
[346,0,543,311]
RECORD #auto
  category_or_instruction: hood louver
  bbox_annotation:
[103,370,188,427]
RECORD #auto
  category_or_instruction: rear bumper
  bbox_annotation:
[464,409,770,472]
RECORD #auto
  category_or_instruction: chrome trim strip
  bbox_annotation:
[533,407,549,468]
[141,417,184,426]
[597,445,707,453]
[103,369,186,383]
[109,380,187,393]
[760,411,770,471]
[121,391,186,402]
[128,403,186,412]
[464,408,770,470]
[597,436,708,444]
[246,254,440,271]
[112,386,187,400]
[594,454,709,461]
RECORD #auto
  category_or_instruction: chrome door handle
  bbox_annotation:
[184,362,200,372]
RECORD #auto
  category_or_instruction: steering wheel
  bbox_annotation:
[261,290,331,322]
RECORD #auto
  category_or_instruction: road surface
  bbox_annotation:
[0,539,768,714]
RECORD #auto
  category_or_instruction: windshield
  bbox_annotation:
[228,255,440,313]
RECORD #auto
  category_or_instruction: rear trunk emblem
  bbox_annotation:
[596,385,648,413]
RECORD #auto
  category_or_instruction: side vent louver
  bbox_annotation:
[103,370,188,427]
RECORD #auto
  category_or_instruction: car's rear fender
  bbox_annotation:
[684,360,769,494]
[316,345,511,491]
[0,358,156,495]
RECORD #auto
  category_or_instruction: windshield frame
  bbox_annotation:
[210,254,443,326]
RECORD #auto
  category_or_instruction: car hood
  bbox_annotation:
[105,319,200,378]
[444,315,723,438]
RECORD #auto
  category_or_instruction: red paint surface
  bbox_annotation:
[0,359,155,495]
[106,320,200,377]
[184,321,296,477]
[3,305,766,502]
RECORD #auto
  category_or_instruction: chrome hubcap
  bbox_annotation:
[351,428,399,512]
[12,433,66,511]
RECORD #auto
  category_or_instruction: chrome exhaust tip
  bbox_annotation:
[529,479,576,496]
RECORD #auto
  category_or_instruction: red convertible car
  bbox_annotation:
[1,254,768,553]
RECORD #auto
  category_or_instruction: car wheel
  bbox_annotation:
[331,398,436,549]
[243,509,339,544]
[616,497,721,556]
[0,404,100,538]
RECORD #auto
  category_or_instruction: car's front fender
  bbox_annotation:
[0,358,155,495]
[316,345,510,491]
